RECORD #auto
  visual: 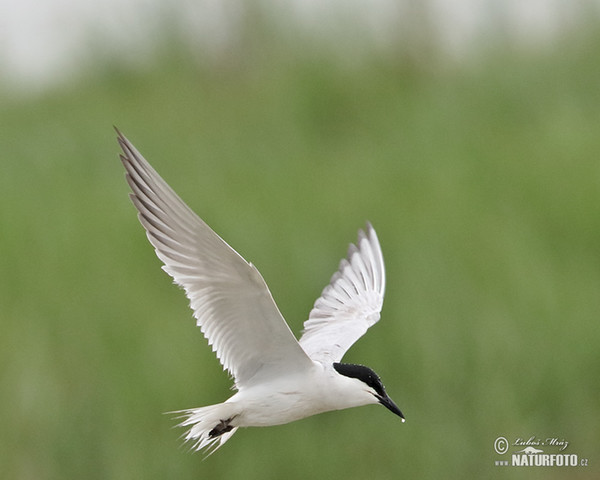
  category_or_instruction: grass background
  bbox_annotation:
[1,20,599,480]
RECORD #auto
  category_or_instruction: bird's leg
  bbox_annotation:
[209,417,235,438]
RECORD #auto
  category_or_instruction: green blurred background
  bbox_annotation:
[1,4,599,479]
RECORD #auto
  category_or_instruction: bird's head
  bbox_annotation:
[333,362,405,421]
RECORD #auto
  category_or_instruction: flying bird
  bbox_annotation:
[117,130,404,455]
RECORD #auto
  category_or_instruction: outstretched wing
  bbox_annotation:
[299,223,385,364]
[118,130,313,388]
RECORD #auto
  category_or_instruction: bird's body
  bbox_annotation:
[117,130,404,455]
[191,363,375,427]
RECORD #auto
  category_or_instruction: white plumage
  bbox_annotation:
[300,225,385,364]
[118,130,403,455]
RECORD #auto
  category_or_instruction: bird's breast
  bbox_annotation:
[227,369,337,427]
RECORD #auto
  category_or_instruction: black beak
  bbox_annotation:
[377,394,405,422]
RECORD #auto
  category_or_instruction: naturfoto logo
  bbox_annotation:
[493,435,589,468]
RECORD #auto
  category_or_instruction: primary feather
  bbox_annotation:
[118,130,313,388]
[299,223,385,363]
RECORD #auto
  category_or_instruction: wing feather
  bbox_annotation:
[299,223,385,363]
[118,130,313,388]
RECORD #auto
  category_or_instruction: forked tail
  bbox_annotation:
[173,403,239,456]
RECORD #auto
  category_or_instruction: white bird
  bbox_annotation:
[117,130,404,455]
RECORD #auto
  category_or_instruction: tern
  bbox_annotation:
[117,130,404,455]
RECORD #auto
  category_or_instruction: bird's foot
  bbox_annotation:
[209,417,235,438]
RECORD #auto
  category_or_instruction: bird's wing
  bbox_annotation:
[299,223,385,364]
[118,131,313,388]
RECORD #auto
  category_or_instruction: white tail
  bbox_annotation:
[174,403,239,456]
